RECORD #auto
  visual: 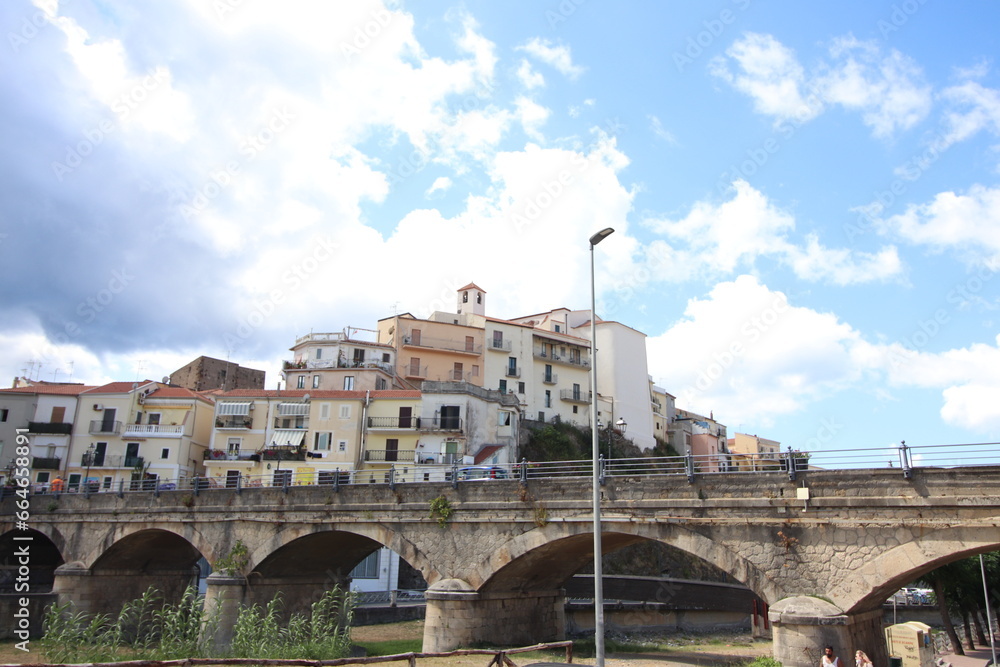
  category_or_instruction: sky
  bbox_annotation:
[2,0,1000,456]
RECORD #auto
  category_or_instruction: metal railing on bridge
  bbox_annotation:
[11,440,1000,498]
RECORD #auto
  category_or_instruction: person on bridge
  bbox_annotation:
[855,650,872,667]
[822,646,842,667]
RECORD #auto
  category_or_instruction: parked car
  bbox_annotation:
[456,465,508,481]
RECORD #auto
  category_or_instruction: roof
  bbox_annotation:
[474,444,504,464]
[458,282,486,293]
[82,380,159,395]
[145,387,215,405]
[0,384,97,396]
[213,389,422,400]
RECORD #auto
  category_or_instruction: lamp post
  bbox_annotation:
[84,443,95,495]
[589,226,614,667]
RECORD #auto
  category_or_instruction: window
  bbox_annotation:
[296,376,305,389]
[409,357,421,376]
[0,408,7,422]
[545,390,552,408]
[544,364,553,382]
[316,348,322,359]
[320,403,331,420]
[440,406,460,429]
[160,448,169,459]
[573,405,578,414]
[410,329,421,345]
[386,438,399,462]
[499,379,507,393]
[353,348,365,364]
[453,362,463,381]
[493,330,503,348]
[462,291,469,303]
[476,292,482,304]
[312,375,320,389]
[338,440,348,452]
[51,406,65,423]
[465,336,474,352]
[351,550,380,579]
[499,412,511,426]
[315,432,331,450]
[227,437,241,454]
[36,472,50,484]
[570,348,581,363]
[382,353,390,363]
[376,377,387,390]
[339,405,351,419]
[572,383,582,400]
[148,413,161,425]
[507,357,517,376]
[554,324,561,332]
[518,382,525,393]
[343,376,355,390]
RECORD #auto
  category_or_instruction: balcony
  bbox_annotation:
[405,365,428,380]
[272,419,309,430]
[81,453,143,468]
[534,348,590,368]
[542,372,558,385]
[559,389,591,404]
[89,420,122,435]
[488,339,512,352]
[364,449,416,462]
[505,367,521,378]
[367,416,420,429]
[260,446,306,461]
[402,334,482,356]
[216,416,253,429]
[204,449,259,462]
[32,457,61,470]
[418,417,463,432]
[123,423,184,437]
[28,422,72,435]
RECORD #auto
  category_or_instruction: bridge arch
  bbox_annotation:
[474,521,781,604]
[842,524,1000,613]
[0,528,65,593]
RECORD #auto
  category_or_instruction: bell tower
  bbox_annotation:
[457,282,486,317]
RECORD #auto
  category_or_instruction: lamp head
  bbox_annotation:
[616,417,627,435]
[589,227,615,247]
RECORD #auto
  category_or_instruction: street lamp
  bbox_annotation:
[84,443,95,495]
[589,226,614,667]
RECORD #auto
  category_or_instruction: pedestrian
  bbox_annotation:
[856,650,872,667]
[822,646,842,667]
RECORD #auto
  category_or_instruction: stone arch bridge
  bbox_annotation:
[3,467,1000,667]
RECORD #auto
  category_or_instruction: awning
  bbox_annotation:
[218,402,251,416]
[270,430,305,447]
[278,402,310,416]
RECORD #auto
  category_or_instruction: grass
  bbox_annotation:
[355,638,423,656]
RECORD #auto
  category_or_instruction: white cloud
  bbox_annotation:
[426,176,452,197]
[514,97,551,140]
[644,180,902,284]
[712,33,931,137]
[937,81,1000,150]
[880,184,1000,268]
[648,115,677,145]
[516,59,545,89]
[516,38,585,80]
[647,275,863,426]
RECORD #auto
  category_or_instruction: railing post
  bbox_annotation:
[451,460,458,489]
[786,448,797,482]
[236,473,242,495]
[117,479,124,498]
[899,440,913,479]
[193,476,200,497]
[520,457,528,485]
[598,453,606,486]
[389,465,396,490]
[334,468,341,492]
[282,471,289,493]
[686,453,696,483]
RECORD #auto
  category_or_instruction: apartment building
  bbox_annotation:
[727,432,781,470]
[377,312,485,388]
[0,382,95,487]
[69,382,215,491]
[281,328,401,392]
[670,408,730,472]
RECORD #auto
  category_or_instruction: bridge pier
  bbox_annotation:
[203,573,247,649]
[52,561,200,618]
[423,579,565,652]
[770,597,886,667]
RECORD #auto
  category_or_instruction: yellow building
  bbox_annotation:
[727,432,781,471]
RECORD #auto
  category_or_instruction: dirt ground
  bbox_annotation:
[0,621,772,667]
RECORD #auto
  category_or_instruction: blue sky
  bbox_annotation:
[2,0,999,456]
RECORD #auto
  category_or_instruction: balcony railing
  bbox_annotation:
[417,417,463,432]
[405,365,428,379]
[81,453,144,468]
[89,420,122,435]
[489,339,512,352]
[364,449,416,462]
[272,420,309,429]
[402,334,482,356]
[260,447,306,461]
[123,423,184,437]
[535,349,590,368]
[367,416,420,429]
[542,373,558,385]
[28,422,72,435]
[204,449,259,462]
[505,367,521,378]
[559,389,591,404]
[32,457,61,470]
[216,416,253,429]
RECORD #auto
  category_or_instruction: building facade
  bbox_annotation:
[170,356,265,391]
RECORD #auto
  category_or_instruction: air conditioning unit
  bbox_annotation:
[93,404,104,411]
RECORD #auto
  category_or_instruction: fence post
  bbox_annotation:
[899,440,913,479]
[598,454,606,486]
[334,468,341,492]
[786,448,797,482]
[686,453,696,483]
[236,473,242,495]
[452,460,458,489]
[117,479,124,498]
[389,465,396,490]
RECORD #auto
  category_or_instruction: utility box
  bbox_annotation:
[885,621,935,667]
